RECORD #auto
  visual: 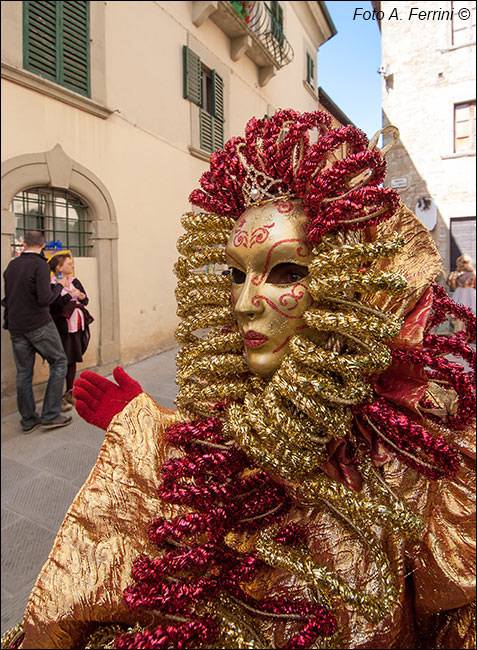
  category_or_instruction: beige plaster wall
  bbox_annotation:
[380,0,476,273]
[1,0,330,378]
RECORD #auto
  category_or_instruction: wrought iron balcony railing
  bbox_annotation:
[229,1,294,68]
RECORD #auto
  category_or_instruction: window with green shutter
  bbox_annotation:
[306,52,315,88]
[183,45,225,154]
[23,0,90,97]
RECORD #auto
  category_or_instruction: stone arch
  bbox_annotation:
[1,144,120,402]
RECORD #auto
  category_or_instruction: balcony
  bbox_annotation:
[193,1,294,86]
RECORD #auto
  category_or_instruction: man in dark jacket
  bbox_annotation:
[2,231,72,432]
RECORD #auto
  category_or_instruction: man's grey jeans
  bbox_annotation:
[10,322,67,430]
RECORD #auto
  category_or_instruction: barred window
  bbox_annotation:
[11,187,93,257]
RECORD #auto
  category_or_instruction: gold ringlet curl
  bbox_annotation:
[174,211,256,418]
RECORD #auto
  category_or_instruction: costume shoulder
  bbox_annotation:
[20,393,182,649]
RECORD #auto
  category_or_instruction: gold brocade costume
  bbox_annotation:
[16,393,475,649]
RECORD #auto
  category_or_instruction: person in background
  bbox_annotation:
[48,253,93,406]
[447,254,476,332]
[2,231,72,432]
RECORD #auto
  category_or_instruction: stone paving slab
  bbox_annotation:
[1,457,41,494]
[1,587,32,641]
[30,443,103,488]
[45,416,106,450]
[1,517,56,594]
[1,508,21,530]
[1,426,68,465]
[2,473,80,532]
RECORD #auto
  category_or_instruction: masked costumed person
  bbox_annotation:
[3,110,475,650]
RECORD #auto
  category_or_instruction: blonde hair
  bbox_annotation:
[456,254,475,273]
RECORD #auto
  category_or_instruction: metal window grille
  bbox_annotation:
[10,187,93,257]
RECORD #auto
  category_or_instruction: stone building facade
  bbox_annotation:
[375,0,475,277]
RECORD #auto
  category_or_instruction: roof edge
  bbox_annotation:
[317,1,337,40]
[318,87,356,127]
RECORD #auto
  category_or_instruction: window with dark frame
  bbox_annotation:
[454,101,476,152]
[23,0,90,97]
[451,1,476,46]
[11,188,93,258]
[183,45,225,154]
[306,52,315,88]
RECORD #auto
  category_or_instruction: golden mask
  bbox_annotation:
[225,199,314,378]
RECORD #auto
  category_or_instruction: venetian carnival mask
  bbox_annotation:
[225,199,314,378]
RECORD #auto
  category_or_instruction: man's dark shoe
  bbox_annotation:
[23,422,42,434]
[41,415,72,430]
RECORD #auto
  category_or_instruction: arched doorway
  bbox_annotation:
[1,144,120,406]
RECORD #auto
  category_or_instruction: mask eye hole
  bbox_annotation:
[230,267,246,284]
[266,263,308,285]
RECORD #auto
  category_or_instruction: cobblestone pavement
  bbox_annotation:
[1,347,178,635]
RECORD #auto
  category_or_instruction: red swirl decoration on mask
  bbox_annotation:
[251,293,309,319]
[272,335,291,354]
[279,282,307,310]
[251,239,311,285]
[274,200,294,213]
[226,251,246,271]
[233,223,275,249]
[250,223,274,247]
[233,229,249,248]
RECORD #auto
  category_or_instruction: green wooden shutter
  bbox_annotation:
[23,1,58,83]
[61,1,90,96]
[183,45,201,106]
[200,109,214,152]
[23,0,90,97]
[211,70,224,121]
[200,112,224,154]
[212,117,224,152]
[307,53,314,86]
[211,71,224,150]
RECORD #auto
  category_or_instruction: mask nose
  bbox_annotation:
[233,276,265,319]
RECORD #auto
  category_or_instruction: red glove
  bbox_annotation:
[73,366,143,430]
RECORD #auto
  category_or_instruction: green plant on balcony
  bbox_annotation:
[230,1,254,22]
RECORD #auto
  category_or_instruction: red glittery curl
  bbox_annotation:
[275,521,307,546]
[188,109,399,244]
[119,417,335,649]
[353,397,461,479]
[354,283,475,478]
[115,615,218,649]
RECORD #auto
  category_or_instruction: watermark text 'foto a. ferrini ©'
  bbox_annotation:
[353,6,472,21]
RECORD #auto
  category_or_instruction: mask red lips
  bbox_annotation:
[243,330,269,348]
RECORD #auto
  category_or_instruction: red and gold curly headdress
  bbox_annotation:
[175,109,475,483]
